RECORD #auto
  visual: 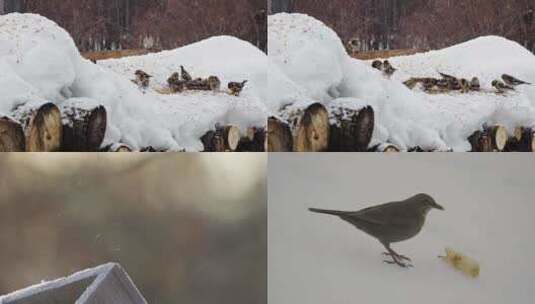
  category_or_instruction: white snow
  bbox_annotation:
[268,154,535,304]
[269,13,535,151]
[0,13,267,151]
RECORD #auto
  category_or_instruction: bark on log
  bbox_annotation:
[201,125,241,152]
[512,127,535,152]
[237,127,266,152]
[12,102,63,152]
[0,115,25,152]
[468,130,493,152]
[267,116,293,152]
[328,105,374,151]
[284,103,330,152]
[61,105,107,151]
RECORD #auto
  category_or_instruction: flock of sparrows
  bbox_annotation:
[371,60,531,94]
[133,66,248,96]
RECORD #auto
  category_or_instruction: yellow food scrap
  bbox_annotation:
[440,247,480,278]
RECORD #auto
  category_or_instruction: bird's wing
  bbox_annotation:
[351,201,415,226]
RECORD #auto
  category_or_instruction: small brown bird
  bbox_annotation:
[502,74,531,86]
[422,78,438,91]
[492,79,514,93]
[383,60,396,76]
[134,70,152,88]
[309,193,444,268]
[438,72,461,91]
[228,80,248,96]
[207,76,221,91]
[436,78,450,91]
[459,78,470,93]
[470,77,480,91]
[180,65,192,82]
[167,72,185,93]
[372,60,383,71]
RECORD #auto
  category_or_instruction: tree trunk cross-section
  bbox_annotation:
[11,102,63,152]
[267,116,293,152]
[0,115,25,152]
[282,103,329,152]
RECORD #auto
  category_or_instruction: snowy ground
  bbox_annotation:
[268,154,535,304]
[0,13,267,151]
[269,13,535,151]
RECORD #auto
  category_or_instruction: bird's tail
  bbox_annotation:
[308,208,348,216]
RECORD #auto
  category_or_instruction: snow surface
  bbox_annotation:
[0,13,267,151]
[268,13,535,151]
[268,154,535,304]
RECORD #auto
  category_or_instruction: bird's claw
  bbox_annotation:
[383,259,413,268]
[382,252,412,261]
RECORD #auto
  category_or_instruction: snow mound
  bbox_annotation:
[0,13,267,151]
[269,13,347,103]
[269,13,535,151]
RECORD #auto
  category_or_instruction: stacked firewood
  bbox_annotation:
[267,102,375,152]
[201,124,266,152]
[0,101,106,152]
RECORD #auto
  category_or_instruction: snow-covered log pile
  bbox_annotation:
[267,101,374,152]
[0,13,267,152]
[268,13,535,152]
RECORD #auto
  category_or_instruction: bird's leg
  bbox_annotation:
[382,245,413,268]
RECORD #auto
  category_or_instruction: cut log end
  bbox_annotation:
[267,117,293,152]
[19,102,63,152]
[0,116,25,152]
[223,125,241,151]
[487,125,508,151]
[369,143,400,152]
[294,103,329,152]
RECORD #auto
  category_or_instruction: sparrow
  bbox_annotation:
[228,80,248,96]
[502,74,531,86]
[492,80,514,93]
[180,65,193,82]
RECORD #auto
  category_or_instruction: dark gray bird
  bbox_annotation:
[309,193,444,268]
[502,74,531,86]
[180,65,193,82]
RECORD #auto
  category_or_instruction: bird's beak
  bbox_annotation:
[434,203,444,210]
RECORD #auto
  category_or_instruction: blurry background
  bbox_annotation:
[0,0,267,52]
[269,0,534,54]
[0,153,266,304]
